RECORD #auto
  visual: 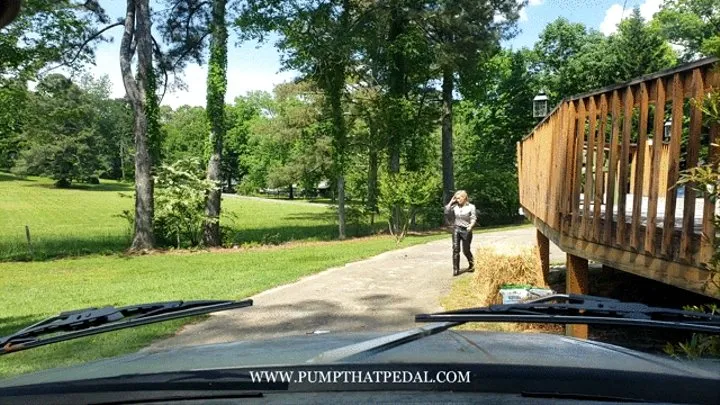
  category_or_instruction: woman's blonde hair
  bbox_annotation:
[454,190,468,200]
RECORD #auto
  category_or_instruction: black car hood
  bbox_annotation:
[2,328,719,388]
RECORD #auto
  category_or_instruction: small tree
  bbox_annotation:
[154,158,218,248]
[378,170,440,244]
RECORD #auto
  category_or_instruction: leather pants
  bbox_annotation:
[452,226,474,271]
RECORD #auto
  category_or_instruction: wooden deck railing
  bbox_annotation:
[517,57,720,298]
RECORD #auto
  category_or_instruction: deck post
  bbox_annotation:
[536,229,550,284]
[566,253,589,339]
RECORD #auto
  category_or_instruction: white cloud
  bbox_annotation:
[600,0,664,36]
[639,0,662,20]
[161,64,297,109]
[519,8,528,22]
[600,4,625,36]
[516,0,543,23]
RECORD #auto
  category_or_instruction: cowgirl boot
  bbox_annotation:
[453,251,460,276]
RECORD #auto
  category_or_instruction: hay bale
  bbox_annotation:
[448,245,563,335]
[473,246,548,307]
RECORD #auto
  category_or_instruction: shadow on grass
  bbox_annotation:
[0,235,131,262]
[0,315,44,337]
[0,173,35,182]
[23,182,133,192]
[282,212,337,221]
[229,224,387,246]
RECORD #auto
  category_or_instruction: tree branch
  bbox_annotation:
[120,0,140,102]
[41,21,124,75]
[152,35,169,103]
[170,31,211,71]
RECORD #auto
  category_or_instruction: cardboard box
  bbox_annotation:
[499,287,555,304]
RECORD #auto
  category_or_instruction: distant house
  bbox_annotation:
[315,180,331,198]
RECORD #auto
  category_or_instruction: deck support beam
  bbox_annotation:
[566,253,589,339]
[537,229,550,285]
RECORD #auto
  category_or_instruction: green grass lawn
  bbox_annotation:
[0,172,382,261]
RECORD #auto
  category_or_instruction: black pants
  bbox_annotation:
[452,226,474,271]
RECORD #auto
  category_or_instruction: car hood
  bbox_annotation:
[2,327,719,387]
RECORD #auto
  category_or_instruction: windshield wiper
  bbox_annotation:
[0,299,252,355]
[415,294,720,334]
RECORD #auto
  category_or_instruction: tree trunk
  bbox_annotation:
[203,0,228,247]
[119,140,125,181]
[367,148,378,213]
[121,0,155,251]
[387,5,405,175]
[387,4,407,235]
[337,175,346,239]
[330,80,346,240]
[441,66,455,204]
[288,183,294,200]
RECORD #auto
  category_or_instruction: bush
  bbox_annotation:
[378,170,440,243]
[663,305,720,359]
[153,158,218,248]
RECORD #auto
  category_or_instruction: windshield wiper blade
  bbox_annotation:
[415,294,720,334]
[0,299,252,355]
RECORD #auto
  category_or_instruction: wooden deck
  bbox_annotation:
[517,57,720,300]
[583,193,709,229]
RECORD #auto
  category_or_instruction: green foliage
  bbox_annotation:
[161,106,210,164]
[663,305,720,359]
[608,8,677,82]
[532,18,607,100]
[144,62,164,166]
[11,74,105,187]
[0,81,28,170]
[655,0,720,60]
[456,50,536,225]
[0,0,109,80]
[238,83,332,196]
[532,13,676,102]
[153,158,218,248]
[378,169,440,243]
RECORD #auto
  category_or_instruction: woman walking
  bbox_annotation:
[444,190,477,276]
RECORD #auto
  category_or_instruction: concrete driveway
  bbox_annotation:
[147,226,563,351]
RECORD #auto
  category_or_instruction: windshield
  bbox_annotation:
[1,0,720,386]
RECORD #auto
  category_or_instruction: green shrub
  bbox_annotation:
[153,158,218,248]
[663,305,720,359]
[378,170,440,243]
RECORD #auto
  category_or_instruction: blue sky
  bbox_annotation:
[86,0,663,108]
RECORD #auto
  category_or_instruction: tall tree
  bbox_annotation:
[456,49,538,224]
[237,0,360,239]
[120,0,157,250]
[203,0,228,246]
[12,74,104,186]
[422,0,521,203]
[532,18,609,100]
[607,8,677,82]
[240,82,331,199]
